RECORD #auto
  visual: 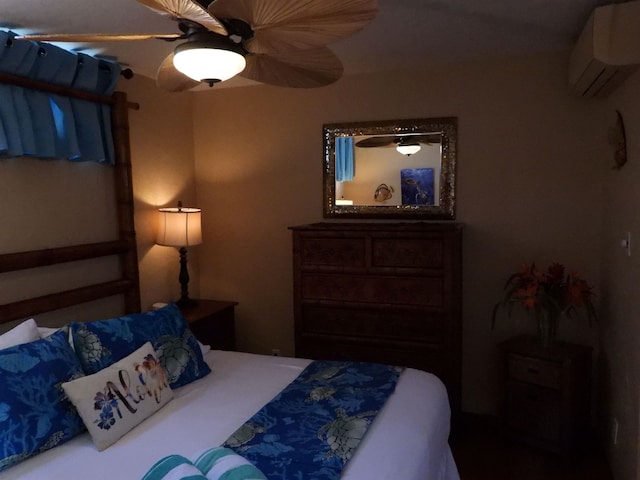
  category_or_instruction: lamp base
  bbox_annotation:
[176,246,196,310]
[176,297,198,309]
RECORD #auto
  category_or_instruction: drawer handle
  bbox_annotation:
[527,368,539,375]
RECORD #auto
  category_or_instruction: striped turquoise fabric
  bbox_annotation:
[141,448,266,480]
[194,448,266,480]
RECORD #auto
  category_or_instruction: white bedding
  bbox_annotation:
[1,350,460,480]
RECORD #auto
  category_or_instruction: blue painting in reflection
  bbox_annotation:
[401,168,435,205]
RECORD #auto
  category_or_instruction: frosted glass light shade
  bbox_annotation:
[396,144,421,156]
[157,207,202,247]
[173,46,246,83]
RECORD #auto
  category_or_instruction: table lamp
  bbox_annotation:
[157,201,202,306]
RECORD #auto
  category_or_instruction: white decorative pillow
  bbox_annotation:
[199,340,211,357]
[0,318,40,349]
[62,342,173,451]
[37,326,59,338]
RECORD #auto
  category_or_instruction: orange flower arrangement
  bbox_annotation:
[492,262,597,346]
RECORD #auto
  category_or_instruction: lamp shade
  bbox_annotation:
[173,41,246,84]
[396,143,421,156]
[157,206,202,247]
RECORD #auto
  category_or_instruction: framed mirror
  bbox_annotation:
[323,117,457,219]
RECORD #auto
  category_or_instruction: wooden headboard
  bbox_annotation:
[0,72,141,326]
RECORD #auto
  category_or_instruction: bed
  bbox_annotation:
[0,325,459,479]
[0,34,460,480]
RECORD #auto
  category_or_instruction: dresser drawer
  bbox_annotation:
[300,304,444,342]
[506,381,562,443]
[301,273,444,307]
[508,354,561,390]
[372,236,444,269]
[297,335,443,375]
[299,236,366,267]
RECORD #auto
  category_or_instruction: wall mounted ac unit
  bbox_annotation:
[569,0,640,97]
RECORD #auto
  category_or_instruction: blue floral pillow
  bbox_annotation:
[0,329,86,472]
[70,303,210,388]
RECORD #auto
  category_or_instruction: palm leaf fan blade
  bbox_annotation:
[355,137,396,148]
[137,0,227,35]
[414,134,441,144]
[156,53,201,92]
[209,0,378,54]
[242,47,343,88]
[15,33,182,42]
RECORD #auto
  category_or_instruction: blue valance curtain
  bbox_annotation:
[335,136,354,182]
[0,30,121,164]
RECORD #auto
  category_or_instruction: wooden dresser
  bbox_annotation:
[289,222,463,413]
[499,335,592,455]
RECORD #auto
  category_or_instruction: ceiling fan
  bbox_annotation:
[355,133,441,156]
[16,0,378,92]
[355,134,442,148]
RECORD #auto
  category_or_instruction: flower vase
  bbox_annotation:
[537,309,559,348]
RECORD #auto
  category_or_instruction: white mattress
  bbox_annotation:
[1,350,460,480]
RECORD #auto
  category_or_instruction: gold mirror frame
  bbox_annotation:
[323,117,457,219]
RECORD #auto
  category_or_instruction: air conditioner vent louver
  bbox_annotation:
[568,1,640,98]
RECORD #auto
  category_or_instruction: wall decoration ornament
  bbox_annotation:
[609,110,627,170]
[373,183,394,202]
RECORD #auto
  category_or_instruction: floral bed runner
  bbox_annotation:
[223,360,404,480]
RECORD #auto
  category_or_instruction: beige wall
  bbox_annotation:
[0,155,125,328]
[598,69,640,480]
[0,75,201,328]
[119,76,200,311]
[189,50,603,412]
[119,51,639,478]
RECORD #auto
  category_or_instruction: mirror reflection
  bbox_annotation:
[323,117,457,219]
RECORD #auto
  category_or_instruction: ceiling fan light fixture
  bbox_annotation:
[173,40,246,85]
[396,143,421,156]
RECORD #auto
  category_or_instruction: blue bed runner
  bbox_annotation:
[223,360,404,480]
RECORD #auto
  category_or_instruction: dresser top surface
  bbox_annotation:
[289,222,464,232]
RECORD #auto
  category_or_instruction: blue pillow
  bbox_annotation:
[0,329,85,472]
[70,303,210,388]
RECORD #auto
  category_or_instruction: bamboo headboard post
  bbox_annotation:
[112,91,141,314]
[0,70,143,324]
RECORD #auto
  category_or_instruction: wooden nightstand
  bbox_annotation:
[179,299,237,351]
[499,335,592,456]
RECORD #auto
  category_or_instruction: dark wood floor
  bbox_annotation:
[450,415,614,480]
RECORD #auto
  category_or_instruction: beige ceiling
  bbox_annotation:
[1,0,610,89]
